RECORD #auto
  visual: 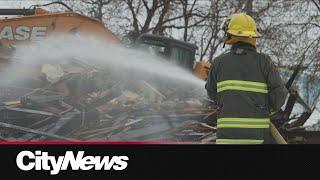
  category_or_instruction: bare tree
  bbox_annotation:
[81,0,113,21]
[63,0,320,74]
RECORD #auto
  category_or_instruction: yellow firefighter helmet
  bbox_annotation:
[224,13,261,38]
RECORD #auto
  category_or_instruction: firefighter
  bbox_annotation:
[205,13,288,144]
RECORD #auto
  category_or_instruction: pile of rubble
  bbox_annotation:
[0,59,216,142]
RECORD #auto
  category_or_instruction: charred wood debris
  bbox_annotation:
[0,60,217,143]
[0,58,317,144]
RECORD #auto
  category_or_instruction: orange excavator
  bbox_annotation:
[0,2,211,80]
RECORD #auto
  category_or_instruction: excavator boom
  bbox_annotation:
[0,8,121,46]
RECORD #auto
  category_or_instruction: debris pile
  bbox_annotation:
[0,59,216,142]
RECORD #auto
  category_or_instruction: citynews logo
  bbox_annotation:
[16,151,129,175]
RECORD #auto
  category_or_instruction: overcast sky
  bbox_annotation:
[0,0,52,9]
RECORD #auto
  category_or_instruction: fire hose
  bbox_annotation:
[270,122,287,144]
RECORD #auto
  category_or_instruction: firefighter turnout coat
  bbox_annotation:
[205,43,288,144]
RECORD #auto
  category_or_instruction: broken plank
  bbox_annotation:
[3,100,21,106]
[0,121,77,141]
[4,107,56,117]
[140,80,166,99]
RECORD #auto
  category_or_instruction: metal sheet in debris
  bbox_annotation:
[40,111,81,140]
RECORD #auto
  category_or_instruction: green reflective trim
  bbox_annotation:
[217,80,267,87]
[218,118,269,123]
[217,80,268,94]
[217,86,268,93]
[218,83,267,90]
[218,118,270,127]
[218,121,269,125]
[216,139,264,144]
[217,124,269,129]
